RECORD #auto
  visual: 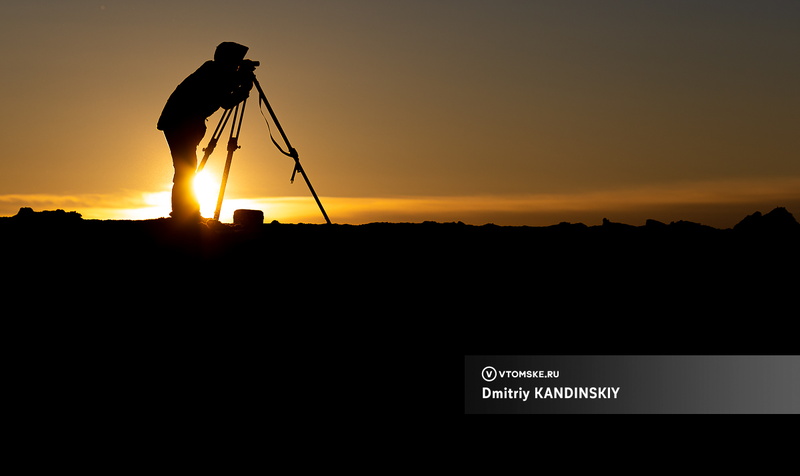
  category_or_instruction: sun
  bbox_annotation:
[194,171,220,217]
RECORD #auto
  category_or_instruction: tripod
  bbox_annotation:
[196,75,332,225]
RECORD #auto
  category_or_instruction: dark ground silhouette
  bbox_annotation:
[2,206,798,432]
[4,205,797,352]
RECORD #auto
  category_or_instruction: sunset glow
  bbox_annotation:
[193,171,219,219]
[1,2,799,227]
[3,175,798,228]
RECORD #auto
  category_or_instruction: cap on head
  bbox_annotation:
[214,42,249,64]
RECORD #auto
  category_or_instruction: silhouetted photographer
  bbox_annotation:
[157,42,255,224]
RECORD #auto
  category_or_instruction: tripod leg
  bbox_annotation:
[213,142,236,222]
[294,160,332,225]
[197,108,233,173]
[253,76,332,224]
[212,101,245,222]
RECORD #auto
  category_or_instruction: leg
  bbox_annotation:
[164,122,206,222]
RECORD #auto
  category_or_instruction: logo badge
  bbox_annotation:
[482,366,497,382]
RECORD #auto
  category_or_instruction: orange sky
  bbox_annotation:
[1,1,798,227]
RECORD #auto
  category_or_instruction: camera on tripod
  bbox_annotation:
[195,70,332,224]
[239,59,260,72]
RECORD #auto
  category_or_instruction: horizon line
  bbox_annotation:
[2,176,799,228]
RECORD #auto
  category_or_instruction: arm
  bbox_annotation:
[219,70,254,110]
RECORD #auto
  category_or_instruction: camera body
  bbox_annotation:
[239,59,260,72]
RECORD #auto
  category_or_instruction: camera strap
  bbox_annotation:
[257,95,303,183]
[258,95,293,158]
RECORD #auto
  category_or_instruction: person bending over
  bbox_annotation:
[157,41,254,224]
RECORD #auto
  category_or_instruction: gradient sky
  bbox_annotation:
[1,0,798,226]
